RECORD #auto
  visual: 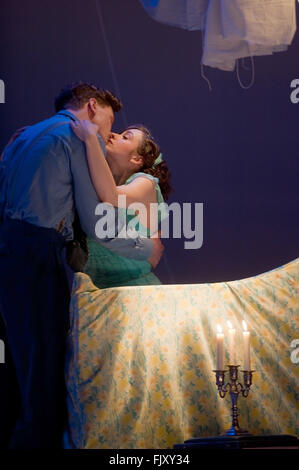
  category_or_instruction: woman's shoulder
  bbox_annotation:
[125,172,159,185]
[125,171,169,222]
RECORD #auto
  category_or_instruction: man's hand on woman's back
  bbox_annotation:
[147,231,164,269]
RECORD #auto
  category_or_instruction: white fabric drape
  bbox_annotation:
[140,0,297,71]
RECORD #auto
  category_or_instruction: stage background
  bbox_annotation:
[0,0,298,284]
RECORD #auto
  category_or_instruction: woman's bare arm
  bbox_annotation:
[71,120,156,209]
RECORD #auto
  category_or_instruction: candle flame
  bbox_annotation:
[242,320,248,331]
[216,324,222,334]
[227,320,233,329]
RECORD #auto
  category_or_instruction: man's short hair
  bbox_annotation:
[54,82,122,113]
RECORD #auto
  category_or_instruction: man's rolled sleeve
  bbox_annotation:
[99,234,154,261]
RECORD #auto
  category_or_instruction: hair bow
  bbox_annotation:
[152,153,163,168]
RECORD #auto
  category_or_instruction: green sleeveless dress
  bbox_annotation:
[83,172,169,288]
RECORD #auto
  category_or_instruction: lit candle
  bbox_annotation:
[242,321,251,371]
[216,324,224,370]
[227,320,237,365]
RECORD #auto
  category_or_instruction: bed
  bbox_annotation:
[64,257,299,448]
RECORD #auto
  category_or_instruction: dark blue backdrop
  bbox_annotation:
[0,0,298,284]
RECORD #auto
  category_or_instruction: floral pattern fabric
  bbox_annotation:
[64,257,299,448]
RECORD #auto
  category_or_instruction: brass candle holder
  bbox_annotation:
[213,365,254,436]
[174,365,299,448]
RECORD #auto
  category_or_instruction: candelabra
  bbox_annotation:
[213,365,254,435]
[174,362,299,448]
[174,364,299,448]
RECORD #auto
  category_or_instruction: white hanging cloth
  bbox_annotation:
[202,0,297,71]
[140,0,297,71]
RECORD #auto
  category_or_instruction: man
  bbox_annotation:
[0,82,164,448]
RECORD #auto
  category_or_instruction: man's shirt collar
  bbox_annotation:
[56,109,106,150]
[56,110,78,122]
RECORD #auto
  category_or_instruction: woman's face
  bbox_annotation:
[106,128,144,173]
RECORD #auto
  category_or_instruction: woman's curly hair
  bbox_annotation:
[124,125,173,201]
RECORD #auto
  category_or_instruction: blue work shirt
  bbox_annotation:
[0,110,153,260]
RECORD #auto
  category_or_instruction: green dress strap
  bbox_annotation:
[124,172,169,237]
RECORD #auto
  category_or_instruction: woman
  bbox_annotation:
[71,121,172,288]
[1,122,172,288]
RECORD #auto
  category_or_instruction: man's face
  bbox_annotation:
[90,100,114,143]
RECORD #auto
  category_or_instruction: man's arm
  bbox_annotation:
[65,133,155,261]
[0,127,29,161]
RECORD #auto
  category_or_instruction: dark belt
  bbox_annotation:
[0,217,67,249]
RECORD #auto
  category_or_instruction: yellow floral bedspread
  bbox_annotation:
[64,258,299,449]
